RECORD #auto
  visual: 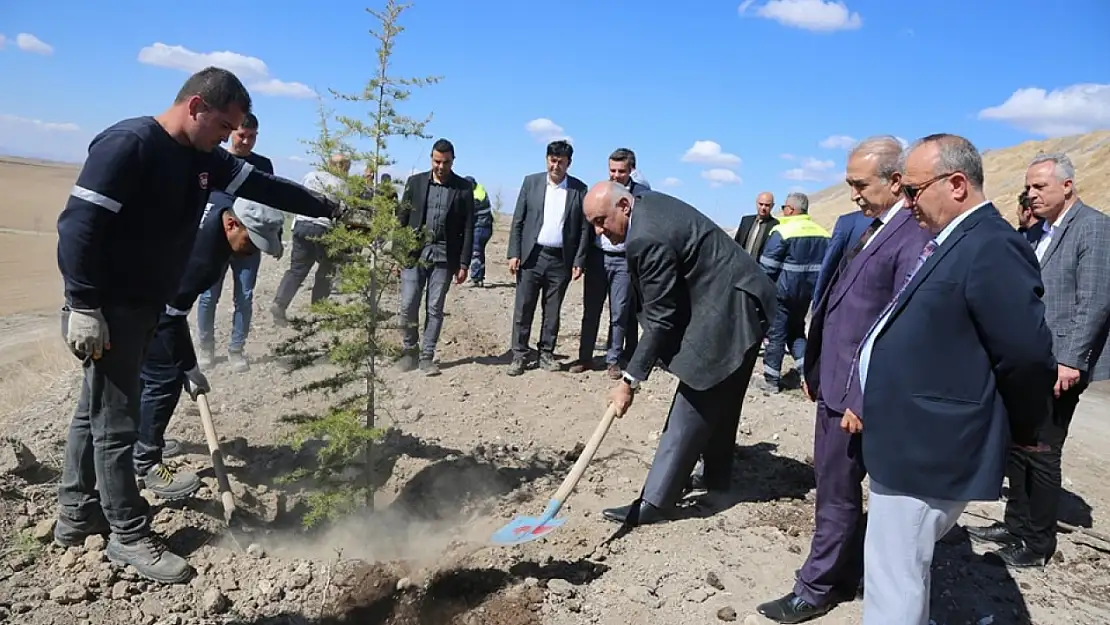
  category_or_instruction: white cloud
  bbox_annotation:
[137,43,316,99]
[978,83,1110,137]
[782,156,836,182]
[819,134,857,150]
[524,118,572,144]
[738,0,862,33]
[660,177,682,187]
[0,34,6,49]
[0,113,87,162]
[0,113,79,133]
[780,153,796,160]
[682,140,742,168]
[15,33,53,55]
[250,78,316,99]
[701,168,742,187]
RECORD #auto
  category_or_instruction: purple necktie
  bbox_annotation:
[848,239,938,390]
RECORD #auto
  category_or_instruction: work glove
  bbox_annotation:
[65,308,110,361]
[330,199,374,230]
[183,365,211,401]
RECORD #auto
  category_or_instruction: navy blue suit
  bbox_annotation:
[863,204,1056,502]
[812,210,872,309]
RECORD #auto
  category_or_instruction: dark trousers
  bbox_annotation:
[57,304,160,544]
[400,263,453,360]
[133,325,186,476]
[1003,383,1085,557]
[511,246,570,358]
[273,221,335,311]
[470,218,493,282]
[764,296,809,382]
[578,248,638,365]
[642,344,760,508]
[795,400,866,607]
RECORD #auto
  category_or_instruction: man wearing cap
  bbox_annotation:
[132,197,285,500]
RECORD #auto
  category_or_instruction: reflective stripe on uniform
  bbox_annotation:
[225,162,255,195]
[71,185,122,213]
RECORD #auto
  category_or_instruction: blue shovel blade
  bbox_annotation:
[491,515,567,545]
[491,499,567,546]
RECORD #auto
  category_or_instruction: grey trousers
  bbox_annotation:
[57,304,161,544]
[863,480,967,625]
[273,221,335,310]
[642,344,760,508]
[399,263,453,360]
[579,248,637,364]
[511,246,570,358]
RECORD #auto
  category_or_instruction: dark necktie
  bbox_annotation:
[839,217,885,270]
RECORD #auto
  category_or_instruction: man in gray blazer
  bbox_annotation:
[506,140,591,376]
[582,182,777,526]
[968,152,1110,567]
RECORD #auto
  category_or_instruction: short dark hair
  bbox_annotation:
[609,148,637,169]
[547,140,573,161]
[240,112,259,130]
[1019,189,1032,210]
[174,66,253,114]
[381,173,392,182]
[431,138,455,156]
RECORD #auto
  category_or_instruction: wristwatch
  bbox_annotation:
[621,371,641,392]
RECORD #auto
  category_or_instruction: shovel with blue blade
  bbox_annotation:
[491,403,621,546]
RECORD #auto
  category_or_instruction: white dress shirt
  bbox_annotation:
[858,201,989,392]
[536,175,568,248]
[860,200,904,253]
[293,170,345,228]
[1033,202,1073,262]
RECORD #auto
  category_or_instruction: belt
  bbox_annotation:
[539,245,562,255]
[602,249,625,257]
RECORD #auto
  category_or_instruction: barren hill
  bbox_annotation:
[808,130,1110,229]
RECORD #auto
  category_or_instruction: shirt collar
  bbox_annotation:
[547,175,568,189]
[1046,200,1076,229]
[878,199,904,224]
[934,200,989,246]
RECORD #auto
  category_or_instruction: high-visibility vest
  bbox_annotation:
[473,183,487,202]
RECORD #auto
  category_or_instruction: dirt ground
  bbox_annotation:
[2,162,1109,625]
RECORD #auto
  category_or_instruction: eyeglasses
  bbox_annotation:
[902,172,956,201]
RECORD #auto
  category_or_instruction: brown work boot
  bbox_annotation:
[606,363,623,380]
[567,359,593,374]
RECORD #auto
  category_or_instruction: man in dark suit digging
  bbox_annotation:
[581,182,777,525]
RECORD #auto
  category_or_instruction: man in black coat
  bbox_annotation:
[394,138,474,376]
[583,182,777,525]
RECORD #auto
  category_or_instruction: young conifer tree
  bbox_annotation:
[275,0,440,527]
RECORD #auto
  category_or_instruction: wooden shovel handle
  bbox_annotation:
[196,393,236,520]
[551,403,619,505]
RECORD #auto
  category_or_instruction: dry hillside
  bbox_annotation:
[808,130,1110,229]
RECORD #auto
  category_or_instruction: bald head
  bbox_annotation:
[583,181,635,244]
[328,153,351,175]
[755,192,774,218]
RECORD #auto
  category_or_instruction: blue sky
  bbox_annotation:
[2,0,1108,226]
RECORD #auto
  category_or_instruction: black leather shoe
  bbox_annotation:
[756,592,832,624]
[601,500,671,526]
[966,522,1021,546]
[985,543,1047,568]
